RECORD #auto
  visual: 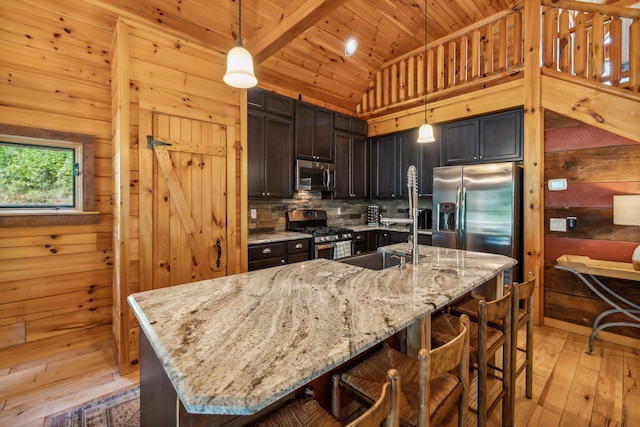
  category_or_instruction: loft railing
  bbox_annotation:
[356,1,639,119]
[356,5,525,118]
[540,0,640,90]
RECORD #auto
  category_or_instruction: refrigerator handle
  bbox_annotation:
[455,186,462,248]
[460,187,467,249]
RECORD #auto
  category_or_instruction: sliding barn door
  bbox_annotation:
[140,111,235,289]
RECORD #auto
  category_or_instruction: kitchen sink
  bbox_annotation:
[339,251,411,270]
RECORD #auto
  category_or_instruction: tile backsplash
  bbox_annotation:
[248,191,432,232]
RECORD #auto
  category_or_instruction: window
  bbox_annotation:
[0,124,97,226]
[0,138,79,208]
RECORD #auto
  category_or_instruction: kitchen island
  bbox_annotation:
[128,244,516,426]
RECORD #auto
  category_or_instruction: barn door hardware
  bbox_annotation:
[214,239,222,268]
[146,135,172,149]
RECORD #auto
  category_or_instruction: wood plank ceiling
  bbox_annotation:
[94,0,516,113]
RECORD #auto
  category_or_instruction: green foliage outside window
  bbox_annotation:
[0,143,75,207]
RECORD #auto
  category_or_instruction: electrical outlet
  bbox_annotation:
[550,218,566,232]
[250,209,257,219]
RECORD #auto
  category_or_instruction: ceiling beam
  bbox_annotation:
[247,0,349,64]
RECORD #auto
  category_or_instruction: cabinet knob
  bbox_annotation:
[261,192,266,196]
[262,248,272,254]
[295,243,303,249]
[266,192,270,196]
[280,259,285,264]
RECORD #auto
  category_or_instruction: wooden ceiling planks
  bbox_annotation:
[67,0,518,113]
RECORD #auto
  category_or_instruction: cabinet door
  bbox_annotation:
[263,115,294,198]
[351,135,369,198]
[247,111,265,197]
[479,109,523,162]
[443,118,479,164]
[397,130,418,198]
[334,132,351,199]
[417,135,440,195]
[295,102,315,160]
[315,107,334,162]
[371,135,398,199]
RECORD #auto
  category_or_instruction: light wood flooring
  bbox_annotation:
[1,324,640,426]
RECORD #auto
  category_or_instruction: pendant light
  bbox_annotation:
[224,0,257,89]
[417,0,435,143]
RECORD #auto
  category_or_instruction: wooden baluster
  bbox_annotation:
[574,13,587,78]
[361,92,368,113]
[498,18,507,71]
[448,40,456,87]
[609,17,622,87]
[368,82,375,111]
[399,59,407,102]
[375,71,382,110]
[437,44,445,90]
[408,56,415,100]
[459,35,469,83]
[631,20,640,91]
[558,9,570,72]
[471,29,481,79]
[383,67,390,107]
[417,52,425,96]
[484,23,494,75]
[513,10,523,66]
[542,6,556,68]
[427,49,435,93]
[591,12,604,81]
[391,63,398,104]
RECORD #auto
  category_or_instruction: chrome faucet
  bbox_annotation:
[380,165,419,265]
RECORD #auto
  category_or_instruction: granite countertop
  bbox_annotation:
[128,244,515,416]
[248,231,311,245]
[350,224,433,235]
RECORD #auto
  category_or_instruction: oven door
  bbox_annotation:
[315,242,335,260]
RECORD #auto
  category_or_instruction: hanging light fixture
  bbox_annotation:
[417,0,435,143]
[224,0,257,89]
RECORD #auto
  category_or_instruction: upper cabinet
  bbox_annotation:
[248,89,294,198]
[371,129,441,199]
[247,88,294,118]
[334,131,368,199]
[442,109,523,165]
[295,101,334,162]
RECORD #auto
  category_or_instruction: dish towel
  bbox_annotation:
[333,241,352,259]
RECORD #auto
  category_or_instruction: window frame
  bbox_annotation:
[0,124,98,227]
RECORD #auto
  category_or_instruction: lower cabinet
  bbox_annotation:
[248,239,310,271]
[353,231,369,255]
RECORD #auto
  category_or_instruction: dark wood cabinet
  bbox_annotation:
[334,131,369,199]
[370,134,398,199]
[334,113,367,136]
[442,109,523,165]
[371,129,440,199]
[352,231,369,255]
[247,110,294,198]
[295,102,334,162]
[247,88,294,118]
[248,238,311,271]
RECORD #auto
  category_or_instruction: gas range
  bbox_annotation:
[287,209,354,258]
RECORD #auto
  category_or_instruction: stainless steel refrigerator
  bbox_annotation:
[432,162,522,283]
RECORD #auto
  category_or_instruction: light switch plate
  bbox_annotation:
[250,209,257,219]
[550,218,566,232]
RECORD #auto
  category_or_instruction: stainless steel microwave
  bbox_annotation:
[295,159,335,191]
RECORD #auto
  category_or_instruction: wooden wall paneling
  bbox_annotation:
[524,0,545,324]
[139,109,153,292]
[111,19,133,373]
[544,145,640,183]
[0,251,112,283]
[545,182,640,208]
[226,121,238,275]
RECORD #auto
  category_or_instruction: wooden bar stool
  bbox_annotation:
[432,290,512,427]
[332,315,470,427]
[255,369,400,427]
[452,274,535,425]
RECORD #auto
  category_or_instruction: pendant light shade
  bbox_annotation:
[417,0,435,143]
[417,122,435,143]
[224,42,257,88]
[224,0,257,89]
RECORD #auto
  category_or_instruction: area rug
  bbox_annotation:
[44,386,140,427]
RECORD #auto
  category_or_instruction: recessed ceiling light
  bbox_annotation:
[345,37,358,57]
